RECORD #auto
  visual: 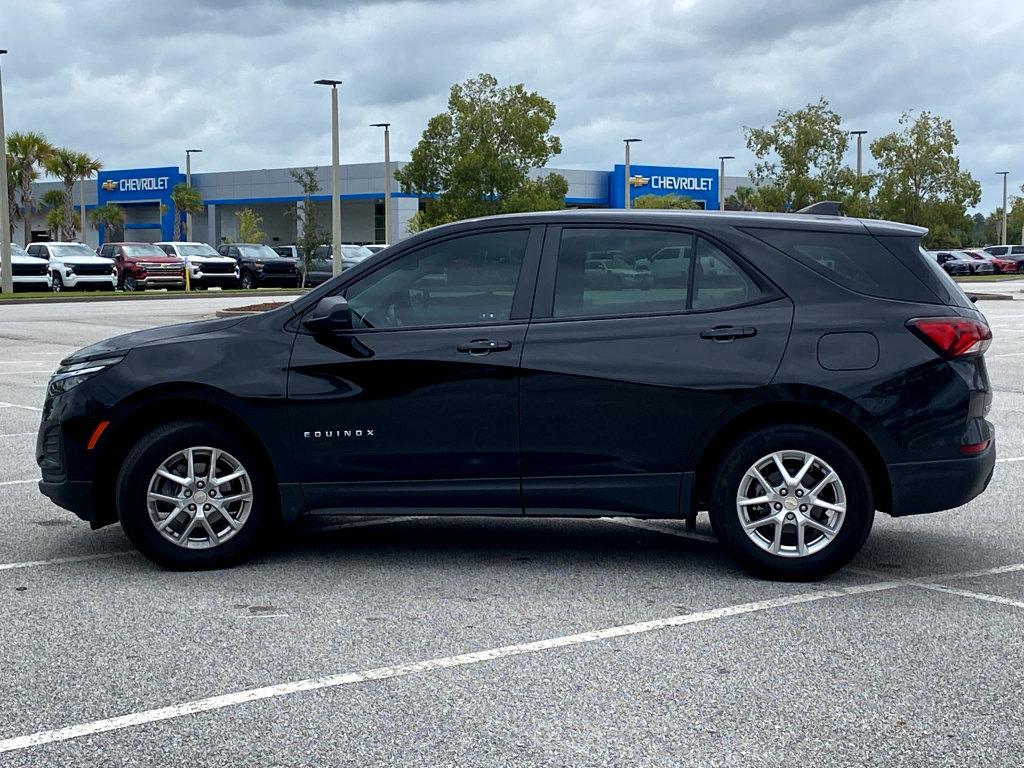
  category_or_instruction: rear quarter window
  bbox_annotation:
[742,227,937,303]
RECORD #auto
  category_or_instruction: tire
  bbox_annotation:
[116,419,272,569]
[123,275,143,292]
[1018,264,1024,275]
[240,272,255,290]
[51,273,63,292]
[709,425,874,580]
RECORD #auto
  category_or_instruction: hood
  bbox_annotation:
[53,254,113,266]
[188,254,236,264]
[124,254,181,264]
[9,254,48,265]
[66,316,247,362]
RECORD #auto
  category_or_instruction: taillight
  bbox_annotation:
[907,317,992,358]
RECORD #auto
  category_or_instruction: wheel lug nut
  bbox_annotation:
[795,489,803,497]
[774,502,783,511]
[800,504,808,512]
[188,504,196,511]
[786,512,795,520]
[184,490,192,497]
[779,488,788,496]
[203,504,211,511]
[197,481,205,489]
[209,490,216,498]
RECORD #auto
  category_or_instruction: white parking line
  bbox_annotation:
[0,401,42,412]
[914,582,1024,610]
[0,551,133,572]
[0,479,36,487]
[0,370,54,375]
[996,457,1024,463]
[0,432,35,439]
[0,578,905,754]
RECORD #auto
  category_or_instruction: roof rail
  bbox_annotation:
[796,201,844,216]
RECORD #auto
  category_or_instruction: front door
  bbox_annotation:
[288,225,543,514]
[520,225,793,518]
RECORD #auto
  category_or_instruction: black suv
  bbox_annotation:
[216,243,301,289]
[37,210,995,577]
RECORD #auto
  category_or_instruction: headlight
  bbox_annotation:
[48,356,124,397]
[66,265,75,276]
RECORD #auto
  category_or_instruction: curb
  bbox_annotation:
[966,292,1014,301]
[216,308,264,317]
[0,290,303,307]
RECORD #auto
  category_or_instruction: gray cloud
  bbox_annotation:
[3,0,1022,213]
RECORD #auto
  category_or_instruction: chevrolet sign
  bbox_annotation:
[629,175,650,187]
[114,176,170,193]
[101,180,118,191]
[649,175,713,192]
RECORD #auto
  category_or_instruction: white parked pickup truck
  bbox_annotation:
[2,243,52,292]
[26,242,117,292]
[155,242,241,289]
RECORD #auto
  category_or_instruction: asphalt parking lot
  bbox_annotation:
[1,295,1023,767]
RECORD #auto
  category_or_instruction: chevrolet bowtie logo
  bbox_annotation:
[629,175,649,188]
[101,180,117,191]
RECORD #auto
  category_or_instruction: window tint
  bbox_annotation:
[1012,246,1024,255]
[313,245,330,259]
[343,230,529,329]
[744,228,934,302]
[692,238,762,310]
[553,228,691,318]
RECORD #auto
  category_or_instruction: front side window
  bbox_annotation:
[10,243,29,257]
[343,230,529,329]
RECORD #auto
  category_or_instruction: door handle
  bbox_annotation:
[456,339,513,355]
[699,326,757,342]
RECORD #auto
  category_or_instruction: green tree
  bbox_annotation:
[870,111,980,248]
[6,131,53,245]
[44,148,102,240]
[170,183,204,241]
[632,193,701,210]
[89,202,126,243]
[39,189,68,240]
[5,155,20,242]
[744,97,853,212]
[287,167,327,286]
[234,208,265,243]
[395,73,566,229]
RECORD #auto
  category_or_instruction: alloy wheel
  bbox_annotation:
[146,446,254,549]
[735,450,846,558]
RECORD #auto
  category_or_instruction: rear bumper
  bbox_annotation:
[887,433,996,516]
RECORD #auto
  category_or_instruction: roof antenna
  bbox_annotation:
[796,201,844,216]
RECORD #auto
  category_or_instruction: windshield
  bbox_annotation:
[341,246,372,260]
[50,244,98,257]
[123,245,168,258]
[9,243,30,258]
[237,245,281,259]
[177,244,219,256]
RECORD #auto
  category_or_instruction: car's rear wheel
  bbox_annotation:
[1018,263,1024,275]
[117,420,271,569]
[709,425,874,580]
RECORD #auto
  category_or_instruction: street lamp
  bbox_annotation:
[185,148,202,241]
[997,171,1010,246]
[718,155,735,211]
[623,138,642,209]
[849,130,867,177]
[370,123,392,244]
[315,78,343,276]
[0,49,11,295]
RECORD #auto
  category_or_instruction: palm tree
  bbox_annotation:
[170,183,204,241]
[5,158,20,243]
[89,202,125,243]
[44,148,101,241]
[39,189,68,241]
[6,131,53,245]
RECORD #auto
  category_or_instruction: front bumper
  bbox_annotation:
[12,275,52,291]
[137,275,185,289]
[66,274,117,289]
[255,272,300,286]
[193,272,240,286]
[887,428,996,516]
[39,479,95,521]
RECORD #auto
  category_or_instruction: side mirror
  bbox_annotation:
[303,296,353,333]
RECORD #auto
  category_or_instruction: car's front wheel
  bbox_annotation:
[240,271,255,290]
[51,272,63,292]
[117,420,271,569]
[709,425,874,580]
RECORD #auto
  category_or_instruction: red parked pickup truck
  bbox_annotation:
[98,242,186,292]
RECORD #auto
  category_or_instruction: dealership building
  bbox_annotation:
[13,162,749,247]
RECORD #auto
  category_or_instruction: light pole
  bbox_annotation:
[623,138,642,209]
[370,123,392,244]
[718,155,734,210]
[0,49,11,295]
[315,79,343,275]
[997,171,1010,246]
[185,148,202,241]
[850,130,867,177]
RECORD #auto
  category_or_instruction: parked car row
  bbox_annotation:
[2,241,390,293]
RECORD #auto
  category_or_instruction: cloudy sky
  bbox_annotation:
[3,0,1022,213]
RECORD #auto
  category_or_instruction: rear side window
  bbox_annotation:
[553,228,764,318]
[1012,246,1024,255]
[744,228,936,303]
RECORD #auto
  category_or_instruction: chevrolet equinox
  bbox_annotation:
[37,210,995,578]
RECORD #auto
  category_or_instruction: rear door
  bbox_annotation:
[519,224,793,518]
